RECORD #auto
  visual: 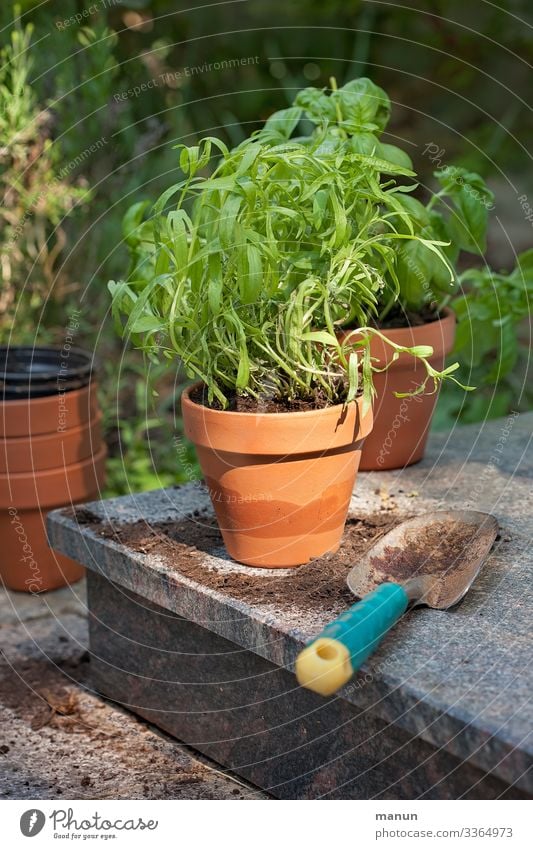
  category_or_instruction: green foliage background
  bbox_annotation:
[1,0,531,493]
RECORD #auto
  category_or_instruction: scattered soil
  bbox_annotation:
[367,519,494,607]
[188,382,350,413]
[376,304,442,330]
[71,506,404,614]
[64,506,103,525]
[70,506,497,612]
[30,688,80,731]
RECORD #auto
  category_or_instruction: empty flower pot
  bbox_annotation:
[182,384,373,568]
[0,345,94,400]
[0,346,106,592]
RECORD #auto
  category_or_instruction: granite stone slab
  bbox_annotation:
[84,571,522,799]
[47,414,533,795]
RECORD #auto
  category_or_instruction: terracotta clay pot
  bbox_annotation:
[1,347,106,592]
[339,309,455,471]
[0,412,103,473]
[182,384,373,568]
[0,447,107,592]
[1,381,99,438]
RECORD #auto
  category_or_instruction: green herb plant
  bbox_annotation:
[288,77,495,318]
[110,89,467,410]
[434,250,533,425]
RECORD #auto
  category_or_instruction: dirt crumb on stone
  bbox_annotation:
[67,506,103,525]
[31,688,84,732]
[81,511,405,614]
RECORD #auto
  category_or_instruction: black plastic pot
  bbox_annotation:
[0,346,94,400]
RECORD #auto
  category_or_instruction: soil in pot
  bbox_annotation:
[339,309,455,471]
[181,384,373,569]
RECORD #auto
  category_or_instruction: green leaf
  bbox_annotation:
[515,248,533,279]
[219,193,242,249]
[433,167,493,253]
[448,189,488,253]
[240,244,262,304]
[312,189,329,228]
[236,341,250,389]
[208,252,223,315]
[406,345,434,358]
[122,201,150,245]
[346,352,359,403]
[300,331,339,346]
[154,245,171,275]
[295,87,336,124]
[361,346,374,415]
[395,240,433,310]
[179,146,190,174]
[167,210,190,272]
[336,77,391,134]
[392,194,432,231]
[260,106,302,140]
[348,132,379,157]
[376,142,412,170]
[347,151,415,177]
[130,315,163,333]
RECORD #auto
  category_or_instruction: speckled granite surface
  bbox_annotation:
[47,414,533,795]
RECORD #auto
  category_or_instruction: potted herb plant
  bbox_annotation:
[353,162,494,470]
[274,77,490,469]
[110,111,460,568]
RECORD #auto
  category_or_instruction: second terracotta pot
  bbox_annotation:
[339,309,455,471]
[182,385,373,568]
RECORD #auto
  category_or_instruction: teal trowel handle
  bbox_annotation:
[295,583,409,697]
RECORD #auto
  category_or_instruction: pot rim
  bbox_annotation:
[339,307,456,365]
[1,379,97,409]
[341,306,455,337]
[0,345,94,380]
[182,382,373,455]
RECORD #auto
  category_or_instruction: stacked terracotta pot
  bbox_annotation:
[0,347,106,592]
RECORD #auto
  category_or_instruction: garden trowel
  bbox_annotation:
[295,510,498,697]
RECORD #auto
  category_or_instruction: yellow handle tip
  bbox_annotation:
[295,638,354,697]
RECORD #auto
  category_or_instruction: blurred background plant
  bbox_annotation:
[1,0,531,492]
